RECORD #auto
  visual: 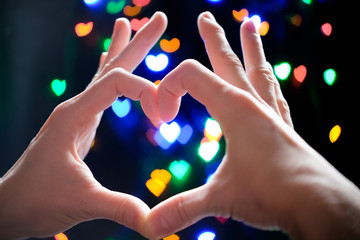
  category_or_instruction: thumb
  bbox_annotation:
[145,185,214,239]
[85,187,151,236]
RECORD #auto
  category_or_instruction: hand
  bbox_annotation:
[145,12,360,240]
[0,12,166,239]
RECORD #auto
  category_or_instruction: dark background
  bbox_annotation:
[0,0,357,239]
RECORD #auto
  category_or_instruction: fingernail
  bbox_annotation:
[244,18,257,34]
[202,11,216,22]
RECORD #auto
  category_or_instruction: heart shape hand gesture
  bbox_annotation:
[1,11,360,240]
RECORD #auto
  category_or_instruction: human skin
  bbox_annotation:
[0,12,167,239]
[1,10,360,240]
[145,12,360,240]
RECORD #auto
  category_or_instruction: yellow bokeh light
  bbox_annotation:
[259,21,270,36]
[329,125,341,143]
[146,178,166,197]
[151,169,172,185]
[164,234,180,240]
[54,233,68,240]
[146,169,171,197]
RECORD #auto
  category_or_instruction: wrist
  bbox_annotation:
[283,155,360,240]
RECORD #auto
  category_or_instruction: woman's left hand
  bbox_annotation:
[0,12,167,239]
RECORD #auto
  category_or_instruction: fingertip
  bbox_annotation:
[157,85,181,123]
[241,18,258,35]
[198,11,215,23]
[140,83,162,125]
[151,11,168,30]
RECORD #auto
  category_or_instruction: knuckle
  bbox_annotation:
[219,49,242,67]
[180,59,201,70]
[174,195,192,225]
[248,66,275,88]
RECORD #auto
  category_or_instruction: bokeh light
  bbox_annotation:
[145,53,169,72]
[198,140,220,162]
[323,68,337,86]
[329,125,341,143]
[106,0,126,14]
[75,22,93,37]
[54,233,68,240]
[163,234,180,240]
[146,169,171,197]
[160,38,180,53]
[159,121,181,143]
[293,65,307,83]
[197,231,216,240]
[321,23,332,37]
[83,0,102,7]
[274,62,291,81]
[111,98,131,118]
[51,79,66,97]
[169,160,190,180]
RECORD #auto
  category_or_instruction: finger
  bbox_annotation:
[101,18,131,69]
[197,12,255,94]
[86,187,150,236]
[157,59,242,127]
[97,12,167,78]
[267,62,293,127]
[74,68,160,124]
[240,20,280,114]
[145,185,213,239]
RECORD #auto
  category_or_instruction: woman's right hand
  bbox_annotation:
[145,12,360,240]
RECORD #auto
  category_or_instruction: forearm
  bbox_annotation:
[285,156,360,240]
[0,162,32,240]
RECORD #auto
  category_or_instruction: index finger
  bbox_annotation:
[157,59,241,125]
[96,12,168,79]
[74,68,160,124]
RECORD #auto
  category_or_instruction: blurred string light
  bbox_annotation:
[152,122,193,149]
[130,17,150,31]
[232,9,249,22]
[207,0,222,4]
[145,53,169,72]
[197,231,216,240]
[177,124,193,145]
[169,160,190,180]
[75,22,93,37]
[329,125,341,143]
[199,118,222,162]
[51,79,66,97]
[204,118,222,141]
[198,140,220,162]
[83,0,102,7]
[54,233,68,240]
[293,65,307,83]
[133,0,151,7]
[321,23,332,37]
[111,98,132,118]
[106,0,126,14]
[124,5,142,17]
[146,169,171,197]
[323,68,337,86]
[103,38,111,51]
[159,122,181,143]
[289,14,302,27]
[302,0,312,4]
[274,62,291,81]
[163,234,180,240]
[160,38,180,53]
